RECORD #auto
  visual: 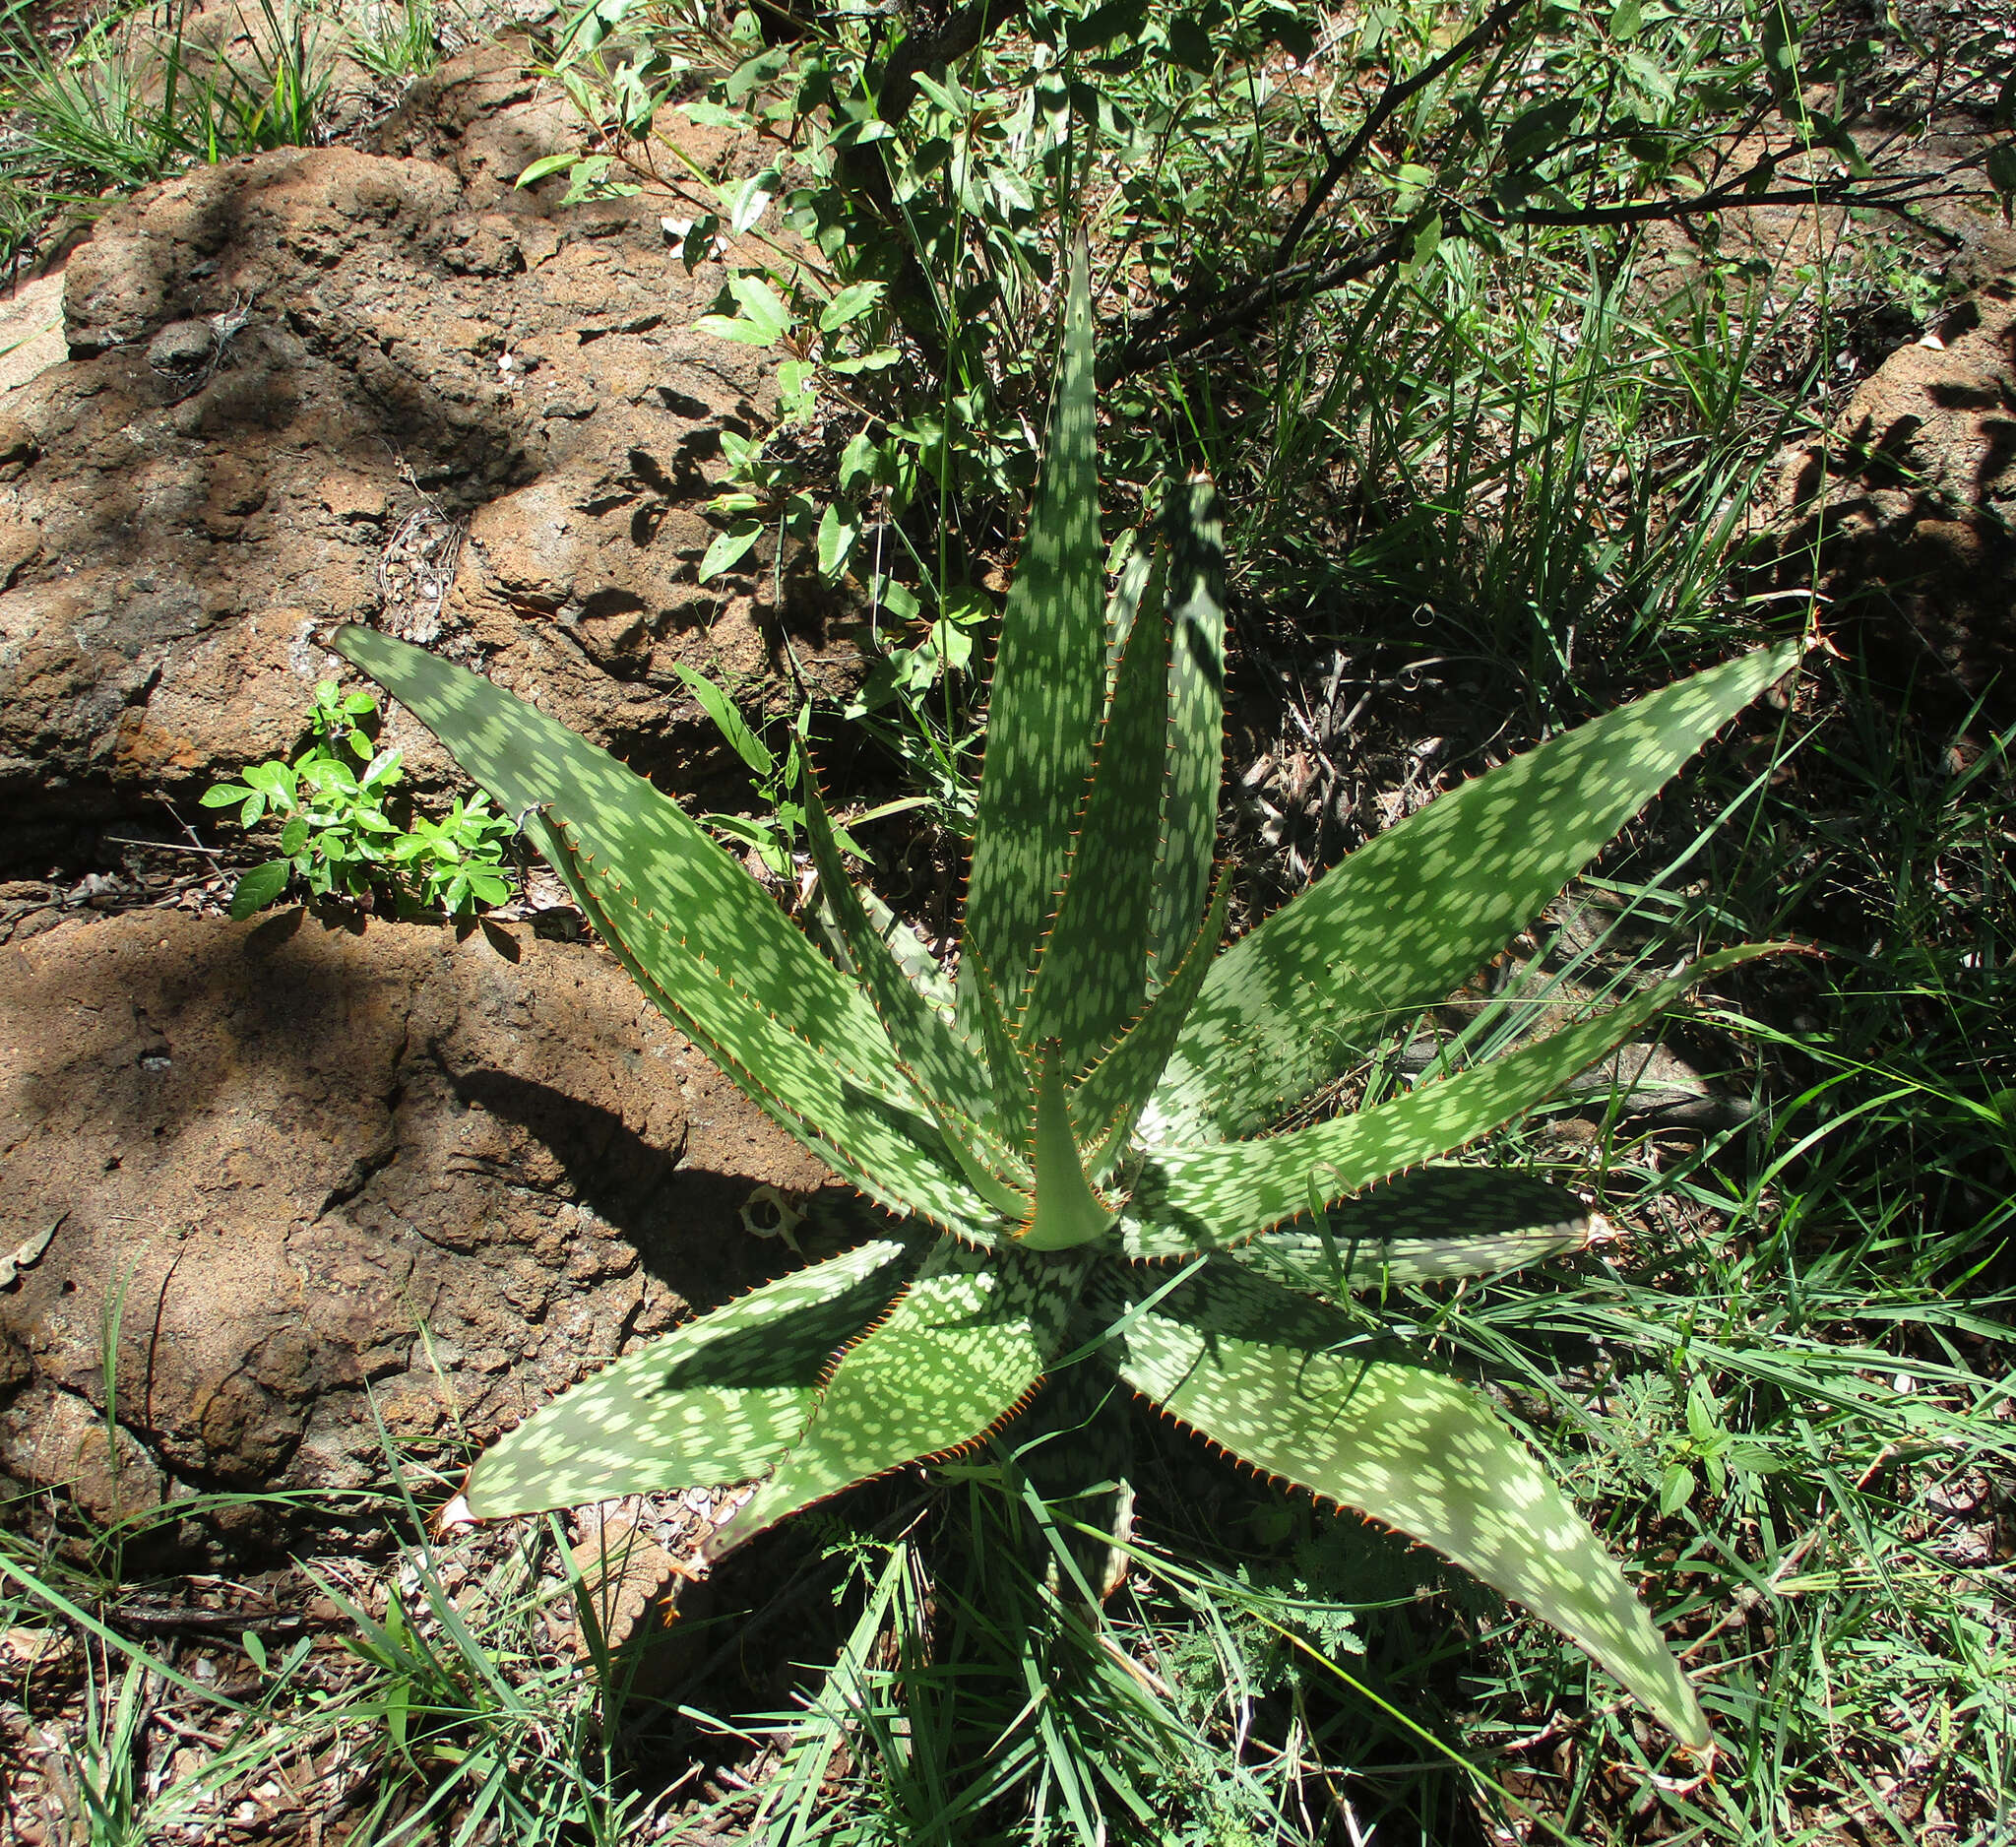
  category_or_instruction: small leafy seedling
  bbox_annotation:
[202,682,514,920]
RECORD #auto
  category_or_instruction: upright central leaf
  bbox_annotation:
[959,237,1104,1025]
[1022,585,1170,1069]
[1023,1041,1117,1250]
[1149,477,1227,980]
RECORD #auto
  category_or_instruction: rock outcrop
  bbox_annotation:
[1770,230,2016,719]
[0,44,856,876]
[0,910,836,1547]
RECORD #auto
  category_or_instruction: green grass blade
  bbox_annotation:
[1157,642,1800,1140]
[1073,867,1231,1164]
[1023,578,1170,1072]
[461,1238,920,1516]
[537,811,997,1238]
[1124,943,1792,1256]
[1098,1262,1710,1750]
[959,235,1105,1022]
[1228,1169,1593,1296]
[1150,477,1226,980]
[706,1238,1077,1558]
[1022,1041,1118,1251]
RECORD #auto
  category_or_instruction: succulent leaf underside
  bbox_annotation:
[334,243,1801,1753]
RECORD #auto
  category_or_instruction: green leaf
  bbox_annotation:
[1159,643,1799,1142]
[819,281,884,332]
[673,664,776,777]
[1227,1169,1593,1295]
[706,1238,1075,1558]
[1404,213,1443,280]
[535,808,995,1238]
[1150,477,1226,981]
[724,178,776,237]
[1124,943,1791,1256]
[1067,0,1147,51]
[699,518,765,582]
[695,275,789,346]
[227,860,291,920]
[959,233,1105,1026]
[1102,542,1153,664]
[243,760,296,802]
[1165,11,1212,68]
[839,430,885,494]
[1096,1262,1709,1749]
[817,501,858,578]
[964,949,1038,1164]
[800,776,1024,1214]
[1501,95,1580,170]
[464,1238,920,1516]
[1021,1043,1115,1251]
[694,314,772,348]
[826,348,901,376]
[816,880,957,1019]
[515,151,582,188]
[1073,867,1230,1167]
[1022,574,1169,1071]
[731,274,789,338]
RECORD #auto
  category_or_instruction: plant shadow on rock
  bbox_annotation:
[438,1064,857,1306]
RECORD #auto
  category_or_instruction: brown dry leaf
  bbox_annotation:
[0,1625,76,1689]
[565,1518,683,1657]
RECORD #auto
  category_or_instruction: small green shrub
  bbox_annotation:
[201,681,513,921]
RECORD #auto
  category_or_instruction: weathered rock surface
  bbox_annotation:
[1770,230,2016,718]
[0,910,835,1542]
[0,43,855,875]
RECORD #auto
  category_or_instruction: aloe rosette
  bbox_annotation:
[333,249,1798,1752]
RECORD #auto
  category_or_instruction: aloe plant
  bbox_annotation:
[333,248,1798,1752]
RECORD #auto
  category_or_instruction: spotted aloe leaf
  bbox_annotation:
[1154,639,1800,1144]
[1117,942,1786,1260]
[820,878,956,1019]
[1091,1260,1710,1750]
[1022,571,1169,1071]
[1235,1168,1595,1297]
[1070,867,1231,1172]
[705,1238,1083,1559]
[799,779,1028,1216]
[332,237,1801,1751]
[533,808,997,1241]
[958,226,1104,1027]
[1149,477,1227,980]
[464,1237,921,1518]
